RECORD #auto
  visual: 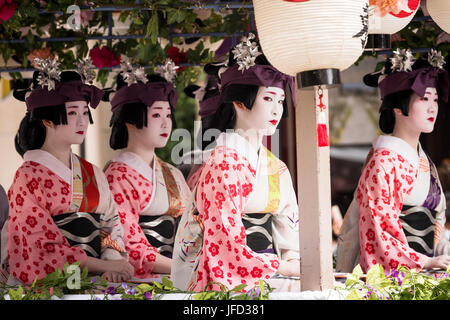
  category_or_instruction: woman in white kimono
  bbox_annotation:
[172,37,300,292]
[337,51,450,273]
[104,63,192,279]
[0,62,133,285]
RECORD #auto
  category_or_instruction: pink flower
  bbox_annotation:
[0,0,17,23]
[89,46,121,69]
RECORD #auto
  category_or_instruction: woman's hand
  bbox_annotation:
[105,259,134,279]
[101,271,129,283]
[423,255,450,270]
[277,259,300,277]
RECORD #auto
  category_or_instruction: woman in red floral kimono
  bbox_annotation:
[172,36,301,292]
[0,60,133,285]
[104,62,192,279]
[337,50,450,273]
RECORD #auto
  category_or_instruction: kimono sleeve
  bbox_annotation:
[357,151,430,272]
[105,162,159,277]
[434,204,450,256]
[272,163,300,261]
[94,166,127,261]
[8,166,87,285]
[194,147,280,291]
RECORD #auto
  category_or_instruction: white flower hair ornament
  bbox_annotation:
[155,58,179,85]
[76,57,96,85]
[428,49,446,69]
[34,57,61,91]
[232,33,262,73]
[390,48,416,72]
[120,57,148,86]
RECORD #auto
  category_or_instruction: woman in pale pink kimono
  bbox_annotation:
[337,52,450,273]
[0,66,133,285]
[104,69,191,279]
[172,43,301,292]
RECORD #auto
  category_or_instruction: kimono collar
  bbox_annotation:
[112,151,154,183]
[214,132,260,170]
[23,149,73,184]
[373,135,423,169]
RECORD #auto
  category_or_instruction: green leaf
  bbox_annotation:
[146,12,159,44]
[161,277,174,289]
[9,286,24,300]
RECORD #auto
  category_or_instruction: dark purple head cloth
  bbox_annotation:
[25,80,104,111]
[110,81,177,112]
[199,94,221,118]
[220,64,296,108]
[379,67,449,102]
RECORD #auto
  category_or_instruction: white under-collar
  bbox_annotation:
[23,149,73,184]
[112,151,154,183]
[373,135,423,169]
[214,132,260,170]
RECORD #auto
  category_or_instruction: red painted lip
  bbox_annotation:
[76,131,84,135]
[160,133,168,137]
[269,120,278,125]
[428,117,435,122]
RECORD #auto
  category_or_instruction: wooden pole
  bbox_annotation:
[295,84,334,291]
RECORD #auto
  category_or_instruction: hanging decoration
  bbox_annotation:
[316,86,329,148]
[253,0,369,88]
[365,0,420,51]
[426,0,450,34]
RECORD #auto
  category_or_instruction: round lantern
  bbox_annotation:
[427,0,450,33]
[365,0,421,51]
[253,0,369,89]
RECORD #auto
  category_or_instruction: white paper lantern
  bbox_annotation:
[253,0,369,87]
[368,0,420,34]
[427,0,450,33]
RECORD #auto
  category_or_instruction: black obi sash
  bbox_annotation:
[242,213,274,254]
[139,215,180,258]
[399,205,437,257]
[52,212,102,258]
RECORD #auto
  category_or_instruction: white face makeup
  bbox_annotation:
[234,86,285,136]
[47,100,90,146]
[399,87,439,134]
[134,100,173,149]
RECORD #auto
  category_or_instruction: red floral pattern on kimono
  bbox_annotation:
[357,148,430,272]
[105,162,158,278]
[7,162,88,284]
[193,146,279,291]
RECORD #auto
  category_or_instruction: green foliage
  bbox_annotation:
[192,280,273,300]
[339,264,450,300]
[0,261,107,300]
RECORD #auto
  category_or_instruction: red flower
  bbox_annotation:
[365,229,376,241]
[114,193,124,205]
[89,46,121,69]
[365,243,375,255]
[25,216,37,228]
[215,192,225,209]
[228,184,237,198]
[61,187,69,195]
[117,166,127,173]
[389,259,399,270]
[146,253,156,262]
[237,266,249,277]
[44,244,55,253]
[67,255,76,264]
[44,264,55,274]
[0,0,17,23]
[208,243,219,257]
[107,175,114,184]
[212,266,224,278]
[129,250,141,261]
[19,271,29,284]
[44,179,54,189]
[242,183,253,197]
[218,161,229,171]
[168,46,187,71]
[26,178,39,194]
[45,230,56,240]
[15,194,24,206]
[250,267,263,278]
[409,252,419,262]
[242,247,253,259]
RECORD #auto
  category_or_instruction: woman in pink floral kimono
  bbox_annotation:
[172,37,301,292]
[337,50,450,273]
[104,64,192,279]
[0,62,133,285]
